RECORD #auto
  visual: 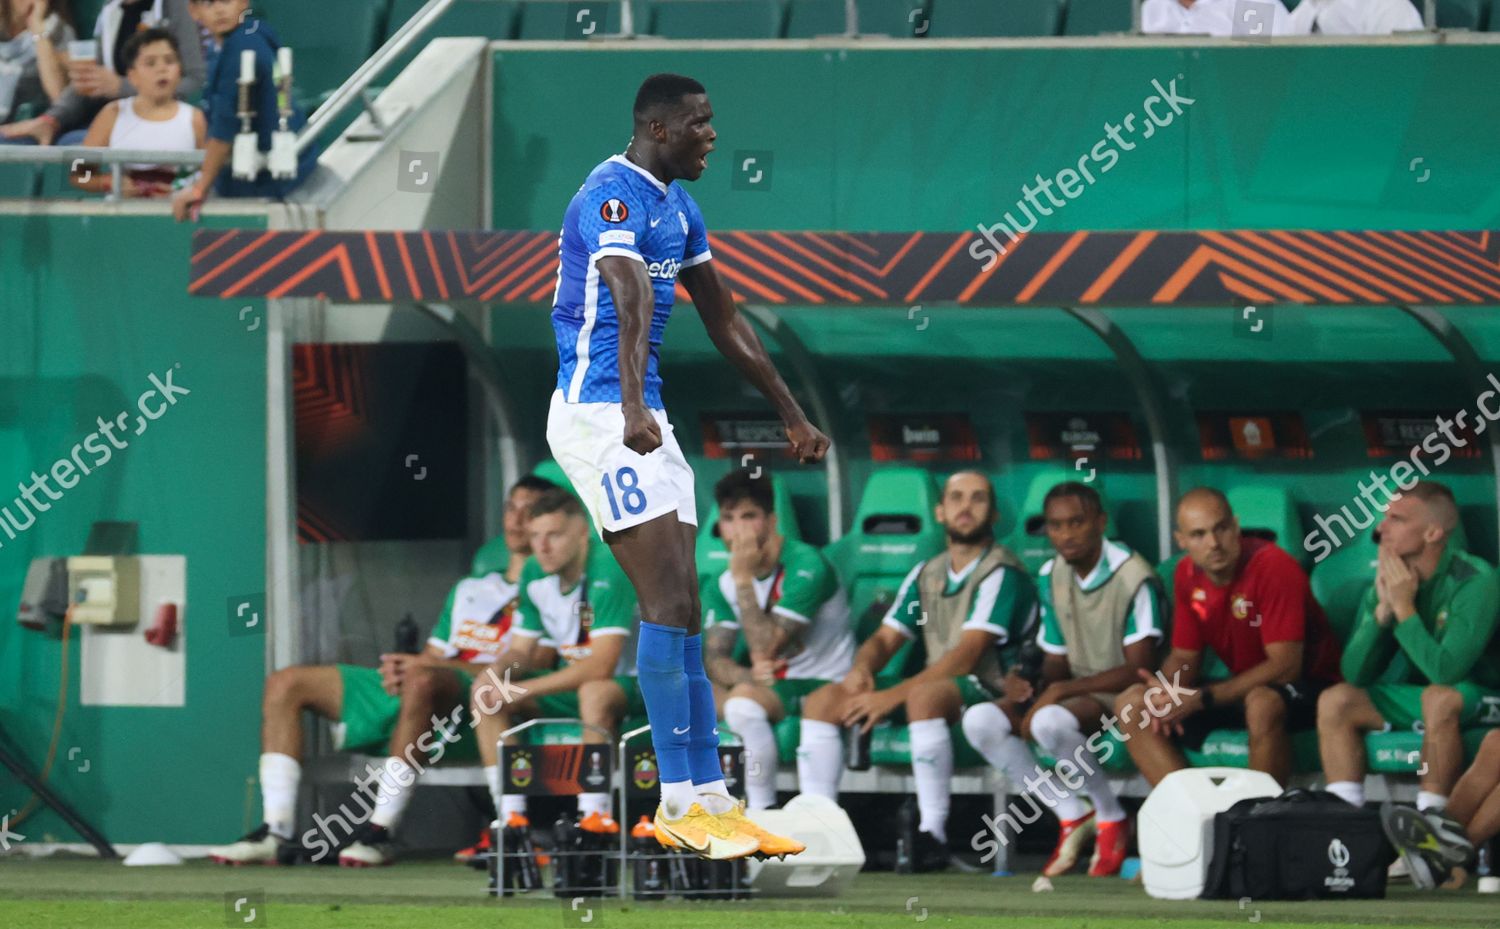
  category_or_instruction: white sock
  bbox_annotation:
[369,756,419,831]
[796,719,844,801]
[725,697,778,810]
[694,779,735,814]
[1029,704,1123,823]
[1417,790,1448,812]
[1326,780,1365,808]
[908,718,954,843]
[577,793,612,818]
[961,702,1045,796]
[661,779,698,819]
[259,752,301,840]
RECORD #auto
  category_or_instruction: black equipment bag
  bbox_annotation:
[1202,788,1393,900]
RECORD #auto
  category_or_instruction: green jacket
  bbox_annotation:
[1341,546,1500,689]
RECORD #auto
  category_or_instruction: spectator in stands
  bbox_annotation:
[471,489,640,847]
[1318,483,1500,819]
[1141,0,1292,36]
[962,481,1163,878]
[171,0,315,220]
[700,468,855,811]
[1,0,203,146]
[206,475,555,868]
[1115,487,1341,787]
[798,471,1038,872]
[0,0,74,128]
[69,28,202,197]
[1287,0,1423,34]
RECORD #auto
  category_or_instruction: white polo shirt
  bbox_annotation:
[1287,0,1423,34]
[1142,0,1292,36]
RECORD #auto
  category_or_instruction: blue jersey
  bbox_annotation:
[551,155,712,409]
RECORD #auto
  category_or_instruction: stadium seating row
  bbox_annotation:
[470,462,1488,785]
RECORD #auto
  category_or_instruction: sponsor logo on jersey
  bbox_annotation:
[679,211,689,235]
[600,198,630,223]
[1232,594,1253,620]
[645,257,682,281]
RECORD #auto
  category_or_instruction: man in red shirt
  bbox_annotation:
[1114,488,1340,786]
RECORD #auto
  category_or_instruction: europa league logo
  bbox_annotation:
[584,748,605,787]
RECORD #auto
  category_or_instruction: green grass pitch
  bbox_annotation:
[2,858,1498,929]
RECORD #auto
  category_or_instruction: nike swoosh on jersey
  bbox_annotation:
[672,725,690,735]
[650,217,662,227]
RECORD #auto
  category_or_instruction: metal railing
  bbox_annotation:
[0,145,203,201]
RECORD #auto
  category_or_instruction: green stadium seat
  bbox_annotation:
[859,0,932,36]
[517,0,624,38]
[1226,485,1304,554]
[824,467,945,644]
[1062,0,1132,35]
[259,0,386,107]
[386,0,521,41]
[784,0,848,36]
[1309,529,1377,644]
[647,0,785,38]
[925,0,1064,36]
[696,472,803,583]
[1437,0,1484,28]
[71,0,108,34]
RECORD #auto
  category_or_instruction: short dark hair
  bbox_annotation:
[714,468,774,514]
[529,488,584,521]
[511,474,560,497]
[634,73,706,121]
[1043,481,1104,520]
[121,27,179,72]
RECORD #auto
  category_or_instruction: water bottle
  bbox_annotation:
[630,816,667,900]
[394,612,420,654]
[1478,842,1498,894]
[846,725,872,772]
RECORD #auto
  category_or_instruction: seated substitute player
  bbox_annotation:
[700,468,855,811]
[1115,487,1340,787]
[544,73,828,860]
[1383,728,1500,890]
[207,475,553,866]
[961,481,1163,878]
[798,470,1039,871]
[1319,482,1500,828]
[471,488,642,839]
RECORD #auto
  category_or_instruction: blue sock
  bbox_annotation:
[635,621,691,786]
[683,634,725,787]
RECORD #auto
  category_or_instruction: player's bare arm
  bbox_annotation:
[842,624,902,693]
[512,634,625,699]
[704,624,753,688]
[1049,638,1158,706]
[597,255,662,455]
[680,260,830,464]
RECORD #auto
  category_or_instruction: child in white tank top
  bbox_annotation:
[72,27,204,198]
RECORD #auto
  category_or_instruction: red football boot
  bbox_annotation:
[1042,811,1096,877]
[1088,817,1130,877]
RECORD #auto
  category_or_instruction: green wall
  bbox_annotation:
[489,43,1500,562]
[0,212,268,844]
[493,44,1500,231]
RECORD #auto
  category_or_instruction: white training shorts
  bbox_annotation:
[546,389,698,536]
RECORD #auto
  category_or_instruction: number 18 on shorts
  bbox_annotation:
[546,390,698,535]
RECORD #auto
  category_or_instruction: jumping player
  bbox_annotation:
[546,73,829,860]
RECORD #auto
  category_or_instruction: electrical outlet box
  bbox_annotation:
[66,556,140,627]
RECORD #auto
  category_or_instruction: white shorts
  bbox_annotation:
[546,390,697,536]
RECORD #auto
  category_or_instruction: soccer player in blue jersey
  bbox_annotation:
[547,73,828,860]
